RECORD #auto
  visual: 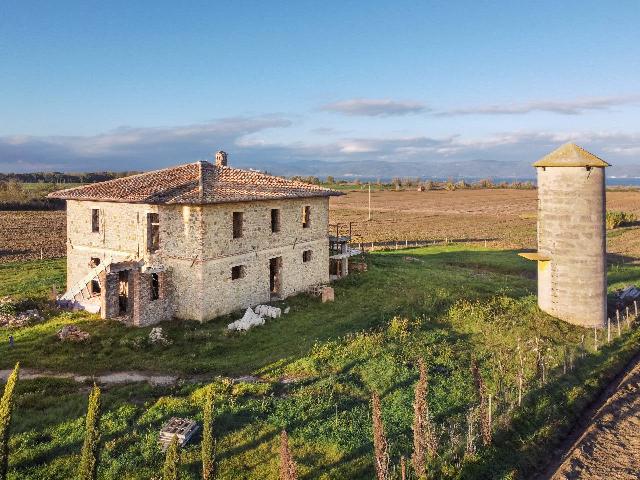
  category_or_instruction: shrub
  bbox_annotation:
[279,430,298,480]
[412,358,437,478]
[372,392,389,480]
[79,385,101,480]
[0,363,19,480]
[606,211,636,229]
[201,386,215,480]
[163,435,180,480]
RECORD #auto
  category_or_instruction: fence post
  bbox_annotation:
[593,326,598,352]
[616,316,621,337]
[607,317,611,343]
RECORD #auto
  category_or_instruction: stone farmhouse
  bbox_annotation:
[49,152,342,326]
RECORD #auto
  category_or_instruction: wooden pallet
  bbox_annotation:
[158,417,199,450]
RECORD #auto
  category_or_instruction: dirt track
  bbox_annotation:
[550,356,640,479]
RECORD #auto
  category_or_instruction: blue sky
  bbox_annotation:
[1,0,639,174]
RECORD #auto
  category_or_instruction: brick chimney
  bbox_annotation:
[215,150,228,167]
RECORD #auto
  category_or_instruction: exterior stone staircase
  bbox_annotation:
[60,258,112,302]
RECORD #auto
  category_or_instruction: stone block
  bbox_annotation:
[321,286,335,303]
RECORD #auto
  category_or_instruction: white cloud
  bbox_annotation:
[320,98,427,117]
[439,95,640,116]
[1,118,639,177]
[0,116,292,172]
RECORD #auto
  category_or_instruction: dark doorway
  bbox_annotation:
[118,270,129,314]
[269,257,282,298]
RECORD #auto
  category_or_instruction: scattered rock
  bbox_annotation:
[0,307,44,328]
[284,306,291,314]
[321,286,335,303]
[56,325,91,342]
[227,307,265,331]
[148,327,171,345]
[255,304,281,318]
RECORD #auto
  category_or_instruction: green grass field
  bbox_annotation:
[1,246,639,479]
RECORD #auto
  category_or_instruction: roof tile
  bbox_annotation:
[48,161,342,204]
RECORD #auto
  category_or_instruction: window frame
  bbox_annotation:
[147,213,160,253]
[271,208,281,233]
[232,211,244,239]
[231,265,246,280]
[151,273,160,300]
[91,209,100,233]
[302,205,311,229]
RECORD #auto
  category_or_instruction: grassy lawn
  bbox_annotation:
[1,246,639,479]
[0,247,534,376]
[0,258,65,299]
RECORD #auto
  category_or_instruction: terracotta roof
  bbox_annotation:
[533,143,610,168]
[48,161,343,204]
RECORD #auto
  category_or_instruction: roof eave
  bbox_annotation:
[48,191,343,204]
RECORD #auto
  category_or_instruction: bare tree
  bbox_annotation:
[279,430,298,480]
[371,392,390,480]
[412,358,437,478]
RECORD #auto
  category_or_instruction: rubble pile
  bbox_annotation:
[227,307,265,331]
[254,304,282,319]
[148,327,171,345]
[227,304,289,332]
[56,325,91,342]
[0,297,44,328]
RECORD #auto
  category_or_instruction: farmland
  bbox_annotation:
[1,246,640,479]
[330,188,640,258]
[2,188,640,263]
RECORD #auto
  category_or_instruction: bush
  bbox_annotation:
[0,363,19,480]
[79,385,101,480]
[606,211,636,229]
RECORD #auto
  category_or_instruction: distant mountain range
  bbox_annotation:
[231,157,640,181]
[3,158,639,183]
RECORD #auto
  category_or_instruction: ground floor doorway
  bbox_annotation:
[118,270,129,314]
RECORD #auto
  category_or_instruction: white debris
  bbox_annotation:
[149,327,171,345]
[284,306,291,314]
[254,304,281,318]
[227,307,265,331]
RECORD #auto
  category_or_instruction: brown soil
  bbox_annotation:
[549,355,640,479]
[0,210,66,263]
[330,188,640,259]
[1,189,640,263]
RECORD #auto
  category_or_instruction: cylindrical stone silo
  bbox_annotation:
[527,143,609,327]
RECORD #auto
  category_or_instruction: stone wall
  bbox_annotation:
[66,200,159,288]
[160,197,330,321]
[131,269,174,327]
[65,196,330,324]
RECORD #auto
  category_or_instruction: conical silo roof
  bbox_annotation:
[533,143,610,167]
